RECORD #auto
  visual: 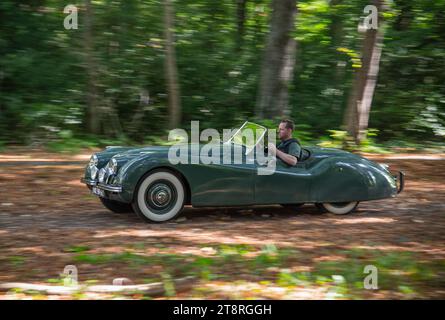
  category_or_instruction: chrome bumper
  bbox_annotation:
[393,171,405,194]
[80,178,122,193]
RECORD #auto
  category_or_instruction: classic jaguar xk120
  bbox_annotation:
[81,121,404,222]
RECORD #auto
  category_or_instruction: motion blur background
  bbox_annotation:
[1,1,445,300]
[0,0,444,151]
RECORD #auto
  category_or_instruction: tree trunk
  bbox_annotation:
[255,0,297,119]
[343,0,384,144]
[328,0,346,114]
[164,0,182,129]
[356,28,384,142]
[84,0,100,134]
[236,0,247,51]
[275,38,296,116]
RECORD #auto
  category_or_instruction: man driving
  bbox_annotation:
[268,119,302,166]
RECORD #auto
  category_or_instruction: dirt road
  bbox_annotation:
[0,150,444,299]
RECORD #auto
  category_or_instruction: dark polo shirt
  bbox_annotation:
[277,138,302,161]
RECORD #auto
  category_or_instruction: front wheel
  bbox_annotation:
[316,202,359,215]
[100,198,133,214]
[132,170,185,223]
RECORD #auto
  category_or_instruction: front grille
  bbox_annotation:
[98,168,107,183]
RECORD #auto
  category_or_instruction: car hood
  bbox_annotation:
[99,144,360,167]
[103,145,170,162]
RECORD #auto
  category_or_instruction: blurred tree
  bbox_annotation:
[344,0,384,143]
[236,0,248,51]
[327,0,346,114]
[256,0,297,118]
[164,0,182,129]
[0,0,443,146]
[84,0,100,134]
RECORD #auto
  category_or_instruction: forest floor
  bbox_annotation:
[0,148,444,299]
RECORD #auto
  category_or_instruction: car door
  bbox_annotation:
[254,159,311,204]
[185,143,256,206]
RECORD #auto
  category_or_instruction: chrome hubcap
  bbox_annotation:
[148,184,172,208]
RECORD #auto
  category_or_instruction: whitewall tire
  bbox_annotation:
[132,170,185,222]
[318,202,359,215]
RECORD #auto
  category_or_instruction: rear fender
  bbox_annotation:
[310,157,397,202]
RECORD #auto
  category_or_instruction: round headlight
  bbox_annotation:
[109,158,118,174]
[89,154,98,167]
[90,166,99,180]
[98,168,106,183]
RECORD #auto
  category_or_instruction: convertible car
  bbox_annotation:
[81,121,404,222]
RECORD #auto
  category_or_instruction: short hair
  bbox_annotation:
[280,119,294,131]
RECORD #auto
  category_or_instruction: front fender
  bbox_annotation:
[115,153,178,203]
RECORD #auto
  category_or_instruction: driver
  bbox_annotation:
[268,119,302,166]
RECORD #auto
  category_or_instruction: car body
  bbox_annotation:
[81,121,404,222]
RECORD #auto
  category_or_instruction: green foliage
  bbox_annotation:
[0,0,444,148]
[9,256,26,267]
[314,249,444,297]
[318,130,354,149]
[46,278,65,285]
[46,137,98,153]
[161,272,176,296]
[45,133,136,153]
[318,129,391,153]
[64,245,91,253]
[66,244,443,298]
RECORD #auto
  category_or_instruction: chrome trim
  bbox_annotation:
[98,167,106,183]
[81,177,122,193]
[90,165,99,180]
[105,171,113,184]
[109,158,118,173]
[97,183,122,193]
[89,154,98,167]
[81,178,97,186]
[397,171,405,194]
[392,171,405,194]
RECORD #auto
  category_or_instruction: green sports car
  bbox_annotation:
[81,121,404,222]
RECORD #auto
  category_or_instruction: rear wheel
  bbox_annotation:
[316,202,359,215]
[132,170,185,223]
[100,198,133,214]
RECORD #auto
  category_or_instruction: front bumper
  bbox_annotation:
[394,171,405,194]
[80,177,122,193]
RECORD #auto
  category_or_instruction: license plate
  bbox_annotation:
[92,186,105,198]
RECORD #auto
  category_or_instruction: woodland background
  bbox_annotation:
[0,0,444,151]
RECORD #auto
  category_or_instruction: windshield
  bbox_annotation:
[227,121,267,153]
